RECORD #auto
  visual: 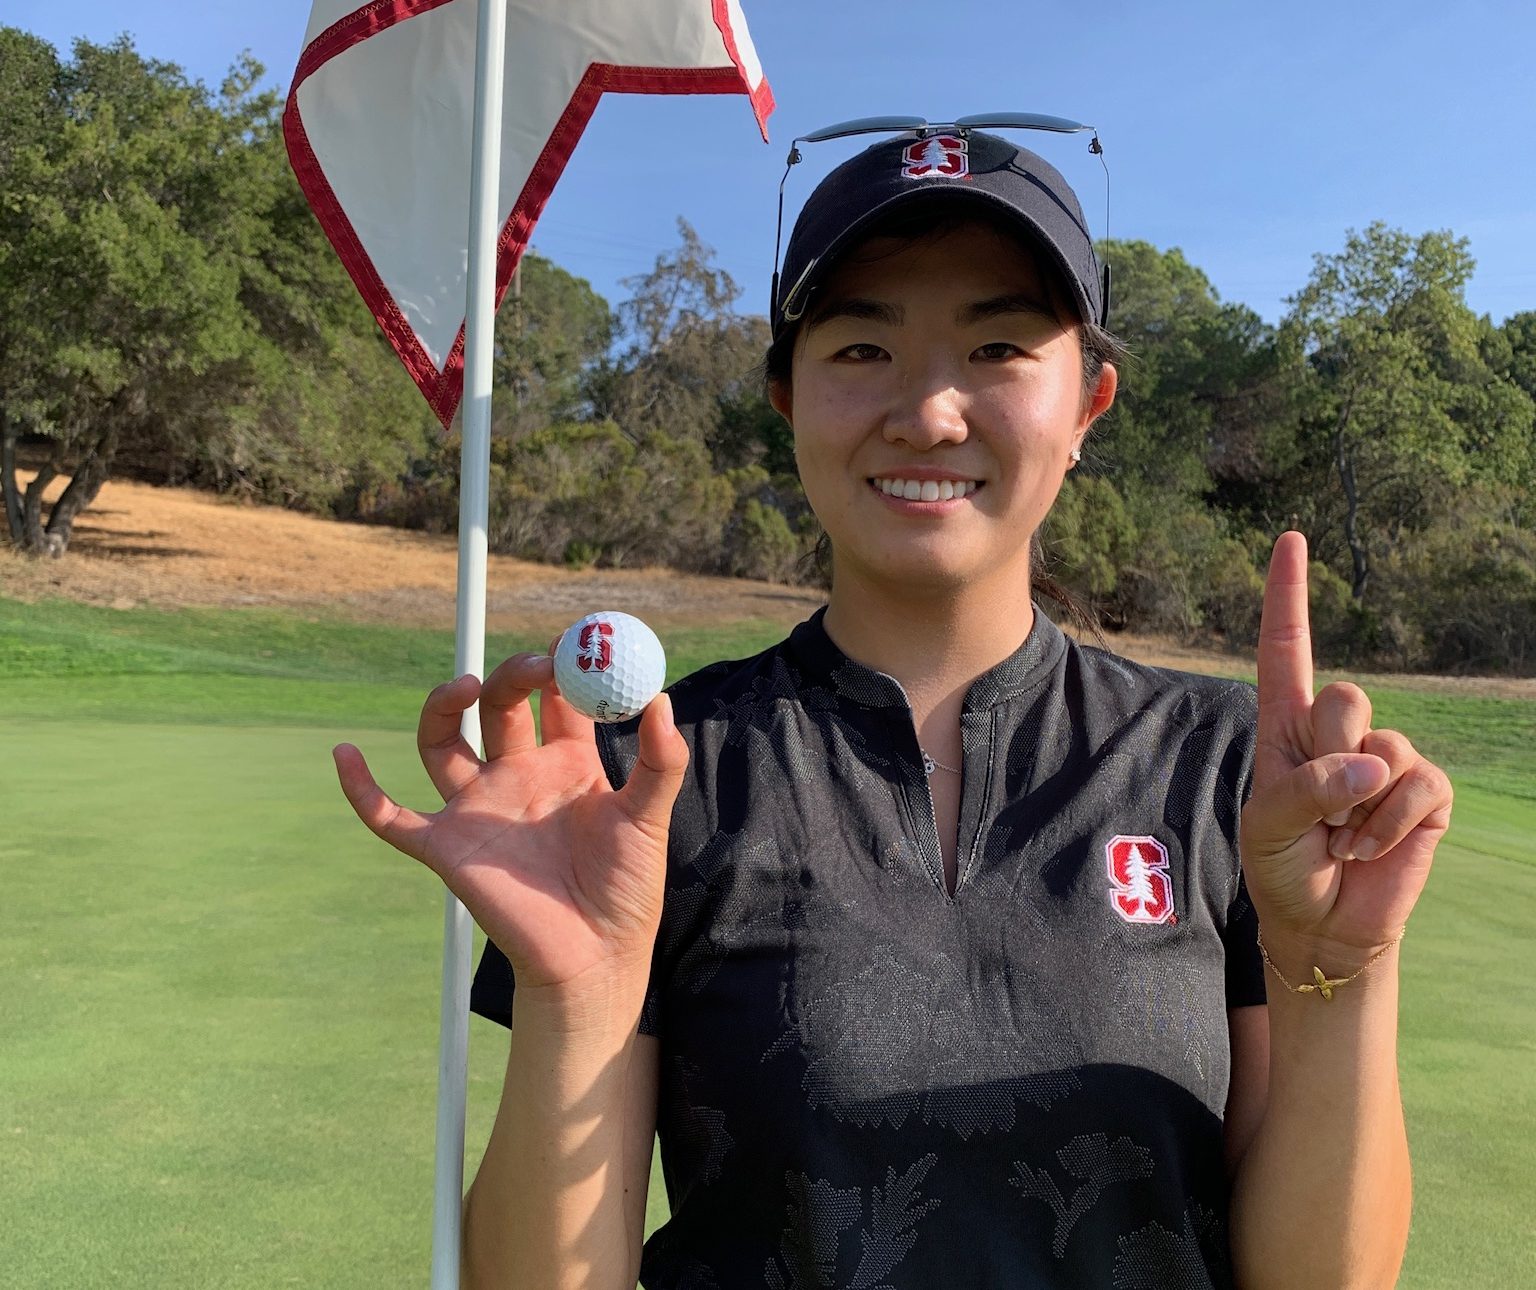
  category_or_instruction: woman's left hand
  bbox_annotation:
[1239,531,1454,965]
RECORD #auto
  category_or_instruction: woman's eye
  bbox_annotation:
[836,343,887,362]
[974,342,1023,361]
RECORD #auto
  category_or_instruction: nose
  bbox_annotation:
[882,361,968,449]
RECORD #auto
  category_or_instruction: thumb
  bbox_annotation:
[1243,752,1390,849]
[616,693,690,835]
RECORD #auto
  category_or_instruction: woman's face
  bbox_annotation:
[772,219,1116,598]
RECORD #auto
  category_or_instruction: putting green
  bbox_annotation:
[2,597,1531,1285]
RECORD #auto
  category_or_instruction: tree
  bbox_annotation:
[1,35,278,551]
[0,27,68,546]
[1499,311,1536,401]
[1282,223,1534,600]
[1095,240,1244,497]
[589,218,770,451]
[0,31,437,552]
[492,252,615,436]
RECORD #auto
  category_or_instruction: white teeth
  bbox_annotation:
[871,477,981,500]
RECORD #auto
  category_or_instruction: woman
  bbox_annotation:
[334,130,1453,1288]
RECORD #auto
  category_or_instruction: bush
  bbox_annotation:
[1108,499,1261,638]
[1383,512,1536,673]
[1200,537,1266,645]
[487,422,734,570]
[1306,559,1369,665]
[725,499,801,583]
[1044,475,1139,600]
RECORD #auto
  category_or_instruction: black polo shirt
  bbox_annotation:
[471,608,1265,1288]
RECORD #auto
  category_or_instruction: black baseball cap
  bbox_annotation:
[772,130,1107,339]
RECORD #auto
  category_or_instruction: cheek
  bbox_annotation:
[978,379,1080,461]
[791,382,870,470]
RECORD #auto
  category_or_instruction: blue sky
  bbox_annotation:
[10,1,1535,328]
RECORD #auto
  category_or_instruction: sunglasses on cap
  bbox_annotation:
[772,113,1112,332]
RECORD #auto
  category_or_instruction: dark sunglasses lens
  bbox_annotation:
[800,115,930,144]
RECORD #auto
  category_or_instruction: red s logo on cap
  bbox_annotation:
[902,134,968,180]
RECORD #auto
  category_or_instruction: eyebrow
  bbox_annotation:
[959,292,1058,326]
[807,292,1057,330]
[807,297,901,329]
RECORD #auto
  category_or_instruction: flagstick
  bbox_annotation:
[433,0,507,1286]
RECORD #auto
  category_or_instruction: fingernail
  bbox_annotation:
[1353,837,1380,862]
[1324,810,1351,827]
[1344,761,1378,796]
[1328,828,1355,861]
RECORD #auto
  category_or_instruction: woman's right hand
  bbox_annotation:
[331,651,688,995]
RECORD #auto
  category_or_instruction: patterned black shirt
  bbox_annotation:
[471,608,1266,1288]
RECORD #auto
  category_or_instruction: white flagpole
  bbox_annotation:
[433,0,507,1285]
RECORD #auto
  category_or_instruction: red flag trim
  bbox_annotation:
[284,0,774,427]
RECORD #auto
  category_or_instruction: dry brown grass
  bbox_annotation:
[5,471,1531,699]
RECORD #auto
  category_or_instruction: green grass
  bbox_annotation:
[0,596,782,728]
[2,595,1532,1286]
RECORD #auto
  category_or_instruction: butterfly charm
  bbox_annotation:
[1297,966,1352,1001]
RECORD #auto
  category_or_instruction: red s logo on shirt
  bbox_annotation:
[1105,835,1176,925]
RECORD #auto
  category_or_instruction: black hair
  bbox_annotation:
[764,202,1127,640]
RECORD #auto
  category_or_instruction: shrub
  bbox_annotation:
[487,422,733,570]
[725,499,801,583]
[1044,474,1139,600]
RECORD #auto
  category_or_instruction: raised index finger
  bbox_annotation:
[1257,530,1314,721]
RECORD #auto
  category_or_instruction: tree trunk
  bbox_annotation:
[1,410,24,546]
[21,447,60,555]
[1330,387,1370,601]
[45,428,118,552]
[1335,432,1369,600]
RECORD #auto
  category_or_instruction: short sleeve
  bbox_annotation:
[1222,689,1266,1009]
[1223,870,1267,1008]
[467,720,662,1036]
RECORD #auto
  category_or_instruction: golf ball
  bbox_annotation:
[552,611,667,724]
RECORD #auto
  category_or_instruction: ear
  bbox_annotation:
[1080,362,1118,433]
[768,376,793,425]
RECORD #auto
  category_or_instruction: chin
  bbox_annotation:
[840,541,1006,596]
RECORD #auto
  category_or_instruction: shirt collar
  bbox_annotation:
[786,604,1067,713]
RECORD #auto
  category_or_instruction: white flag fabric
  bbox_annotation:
[285,0,774,426]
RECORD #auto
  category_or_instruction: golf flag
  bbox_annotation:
[284,0,775,428]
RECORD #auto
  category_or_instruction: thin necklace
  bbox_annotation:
[921,748,960,776]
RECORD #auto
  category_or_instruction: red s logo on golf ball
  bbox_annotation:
[576,622,613,672]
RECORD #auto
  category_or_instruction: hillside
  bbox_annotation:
[4,473,1532,698]
[0,472,824,639]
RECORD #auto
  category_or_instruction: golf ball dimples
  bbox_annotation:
[553,611,666,723]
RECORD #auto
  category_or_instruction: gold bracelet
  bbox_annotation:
[1256,929,1403,1001]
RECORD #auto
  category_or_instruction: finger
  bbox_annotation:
[333,744,436,865]
[615,693,690,836]
[416,674,485,801]
[1348,758,1454,863]
[1242,752,1391,851]
[1312,682,1372,825]
[1256,531,1314,730]
[1326,727,1420,851]
[480,653,550,760]
[538,627,595,744]
[539,681,598,745]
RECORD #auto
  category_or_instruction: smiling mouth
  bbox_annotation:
[869,477,984,502]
